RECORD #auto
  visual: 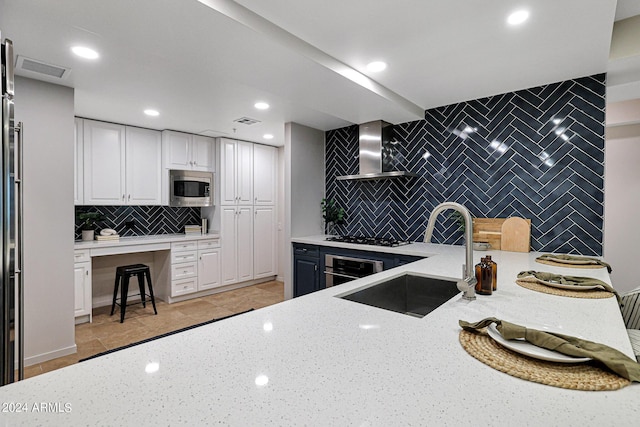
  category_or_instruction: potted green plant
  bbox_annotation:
[321,198,346,236]
[77,212,105,241]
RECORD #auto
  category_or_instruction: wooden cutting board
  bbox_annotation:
[472,218,504,250]
[501,217,531,252]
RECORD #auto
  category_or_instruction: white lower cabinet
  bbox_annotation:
[198,248,221,290]
[253,206,276,279]
[221,206,254,286]
[73,250,92,323]
[170,239,220,297]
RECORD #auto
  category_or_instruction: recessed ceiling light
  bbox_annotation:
[254,102,270,110]
[507,10,529,26]
[263,134,274,140]
[71,46,99,59]
[366,61,387,72]
[144,109,160,116]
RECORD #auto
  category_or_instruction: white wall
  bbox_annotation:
[15,77,76,365]
[283,122,325,299]
[604,123,640,294]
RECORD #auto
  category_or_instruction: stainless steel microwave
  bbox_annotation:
[169,170,213,207]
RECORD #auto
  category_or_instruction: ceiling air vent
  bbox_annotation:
[233,117,261,125]
[16,55,71,79]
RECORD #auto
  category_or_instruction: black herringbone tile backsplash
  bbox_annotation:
[326,74,605,255]
[75,205,201,240]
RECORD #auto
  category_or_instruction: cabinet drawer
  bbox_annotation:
[171,262,197,280]
[198,239,220,249]
[171,278,197,297]
[293,244,319,257]
[171,250,197,264]
[74,250,90,263]
[171,241,198,252]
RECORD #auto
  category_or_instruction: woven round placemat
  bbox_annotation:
[459,329,630,391]
[536,259,606,269]
[515,278,614,299]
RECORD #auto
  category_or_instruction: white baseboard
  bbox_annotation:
[276,275,284,282]
[23,344,77,367]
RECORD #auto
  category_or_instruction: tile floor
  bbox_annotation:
[22,280,284,379]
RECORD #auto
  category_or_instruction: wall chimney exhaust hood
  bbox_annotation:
[336,120,419,181]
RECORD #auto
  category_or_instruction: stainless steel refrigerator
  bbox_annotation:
[1,33,24,386]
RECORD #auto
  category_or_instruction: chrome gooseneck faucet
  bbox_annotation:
[424,202,476,300]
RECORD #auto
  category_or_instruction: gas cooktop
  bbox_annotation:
[325,235,411,247]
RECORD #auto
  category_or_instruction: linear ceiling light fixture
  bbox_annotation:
[197,0,423,119]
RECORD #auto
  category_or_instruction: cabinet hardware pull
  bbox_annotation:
[128,194,130,201]
[86,270,89,275]
[122,194,125,201]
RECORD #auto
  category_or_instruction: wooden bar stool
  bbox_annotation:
[110,264,158,323]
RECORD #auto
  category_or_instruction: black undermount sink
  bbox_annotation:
[339,274,459,318]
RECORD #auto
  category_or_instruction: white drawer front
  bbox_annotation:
[198,239,220,249]
[171,241,198,252]
[171,278,197,297]
[74,250,90,263]
[171,250,197,264]
[171,262,197,281]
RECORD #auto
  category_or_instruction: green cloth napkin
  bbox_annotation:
[459,317,640,381]
[536,254,612,273]
[517,270,620,303]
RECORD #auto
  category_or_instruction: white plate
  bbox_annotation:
[536,280,604,291]
[487,324,591,363]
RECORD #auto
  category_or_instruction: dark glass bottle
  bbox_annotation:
[475,257,492,295]
[485,255,497,291]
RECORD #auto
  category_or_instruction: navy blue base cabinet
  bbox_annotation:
[293,242,424,297]
[293,244,320,297]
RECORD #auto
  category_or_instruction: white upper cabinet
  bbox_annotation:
[192,135,215,171]
[253,144,277,205]
[163,130,214,172]
[83,120,126,205]
[219,138,254,205]
[74,118,84,205]
[82,119,162,205]
[237,141,253,205]
[125,127,162,205]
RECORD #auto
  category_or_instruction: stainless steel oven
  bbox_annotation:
[325,254,384,287]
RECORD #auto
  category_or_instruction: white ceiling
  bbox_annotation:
[0,0,635,147]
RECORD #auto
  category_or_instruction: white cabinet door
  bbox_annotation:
[237,141,254,205]
[221,206,238,285]
[163,130,192,170]
[163,131,215,172]
[126,127,162,205]
[237,206,254,282]
[74,262,92,320]
[198,249,221,290]
[74,118,84,205]
[83,120,126,205]
[219,138,237,205]
[253,206,276,278]
[192,135,215,172]
[253,144,276,205]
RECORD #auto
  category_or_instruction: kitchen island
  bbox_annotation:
[1,241,638,425]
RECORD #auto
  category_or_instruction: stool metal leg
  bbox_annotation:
[120,274,130,323]
[137,272,146,308]
[110,273,120,316]
[145,269,158,315]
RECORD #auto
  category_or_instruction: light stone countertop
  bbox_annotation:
[73,232,221,250]
[3,240,639,425]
